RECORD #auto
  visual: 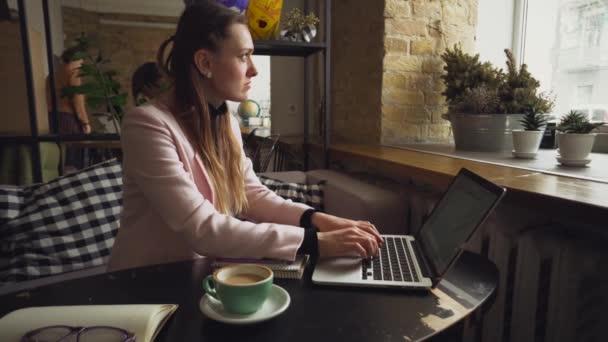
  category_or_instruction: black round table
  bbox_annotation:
[0,251,497,342]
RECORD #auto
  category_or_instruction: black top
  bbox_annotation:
[207,102,227,150]
[208,102,227,117]
[202,102,318,256]
[211,101,318,256]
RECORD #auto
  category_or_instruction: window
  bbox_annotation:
[521,0,608,120]
[476,0,515,67]
[576,85,593,104]
[477,0,608,121]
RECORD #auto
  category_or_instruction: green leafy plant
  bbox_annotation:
[556,110,602,134]
[282,8,320,33]
[62,34,127,133]
[454,85,501,114]
[441,45,503,114]
[441,45,554,115]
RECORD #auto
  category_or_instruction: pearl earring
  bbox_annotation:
[206,71,212,78]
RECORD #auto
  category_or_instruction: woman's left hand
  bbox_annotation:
[311,212,383,246]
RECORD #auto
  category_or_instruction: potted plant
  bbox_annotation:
[62,35,127,135]
[555,110,602,166]
[441,46,552,152]
[512,95,554,158]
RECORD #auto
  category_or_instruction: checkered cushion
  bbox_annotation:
[258,175,325,211]
[0,159,123,285]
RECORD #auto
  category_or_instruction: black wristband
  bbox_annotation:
[297,227,319,256]
[299,209,316,229]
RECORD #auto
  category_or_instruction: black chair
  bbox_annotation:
[243,128,258,150]
[273,143,303,172]
[251,134,280,173]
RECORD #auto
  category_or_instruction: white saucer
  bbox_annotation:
[199,284,290,325]
[556,156,591,166]
[512,150,537,159]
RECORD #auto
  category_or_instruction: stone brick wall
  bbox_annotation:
[62,7,176,111]
[382,0,478,145]
[331,0,478,145]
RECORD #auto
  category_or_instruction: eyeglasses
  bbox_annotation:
[21,325,136,342]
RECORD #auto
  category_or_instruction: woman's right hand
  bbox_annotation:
[317,228,379,258]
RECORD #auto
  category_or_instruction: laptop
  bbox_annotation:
[312,168,506,290]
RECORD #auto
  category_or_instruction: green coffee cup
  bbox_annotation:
[203,264,273,314]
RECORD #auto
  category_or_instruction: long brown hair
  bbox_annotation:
[157,1,248,216]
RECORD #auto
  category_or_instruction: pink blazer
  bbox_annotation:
[107,102,311,271]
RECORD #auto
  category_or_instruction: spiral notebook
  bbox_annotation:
[212,254,310,279]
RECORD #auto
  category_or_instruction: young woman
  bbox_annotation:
[108,1,382,271]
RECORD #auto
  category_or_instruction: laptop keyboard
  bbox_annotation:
[361,236,420,283]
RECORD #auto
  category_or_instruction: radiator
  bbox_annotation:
[405,186,608,342]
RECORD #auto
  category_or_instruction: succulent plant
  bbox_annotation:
[519,92,554,131]
[282,8,319,33]
[520,112,548,131]
[556,110,602,134]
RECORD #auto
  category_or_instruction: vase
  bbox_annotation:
[512,130,544,157]
[443,113,525,152]
[556,132,597,164]
[92,112,120,135]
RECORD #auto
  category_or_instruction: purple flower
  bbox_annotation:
[214,0,250,13]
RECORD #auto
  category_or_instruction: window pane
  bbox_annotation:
[525,0,608,122]
[476,0,515,67]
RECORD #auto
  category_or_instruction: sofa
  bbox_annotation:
[261,170,408,235]
[0,162,408,294]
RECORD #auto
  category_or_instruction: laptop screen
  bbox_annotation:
[418,169,505,277]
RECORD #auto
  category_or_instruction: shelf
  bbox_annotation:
[0,134,120,143]
[253,40,326,57]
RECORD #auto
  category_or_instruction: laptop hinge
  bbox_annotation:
[410,239,434,279]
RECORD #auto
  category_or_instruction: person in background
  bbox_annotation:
[131,62,165,106]
[46,47,90,170]
[108,0,382,271]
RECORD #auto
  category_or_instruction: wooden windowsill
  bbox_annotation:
[393,143,608,184]
[330,143,608,211]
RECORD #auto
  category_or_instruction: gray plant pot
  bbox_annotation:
[443,113,525,152]
[92,112,121,135]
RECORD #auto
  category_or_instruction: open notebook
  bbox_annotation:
[0,304,178,342]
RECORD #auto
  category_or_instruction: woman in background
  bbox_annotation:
[45,47,91,170]
[131,62,165,106]
[108,0,382,271]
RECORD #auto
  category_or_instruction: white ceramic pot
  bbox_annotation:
[556,133,597,160]
[512,130,544,154]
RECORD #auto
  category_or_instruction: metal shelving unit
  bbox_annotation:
[253,40,326,57]
[252,0,331,169]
